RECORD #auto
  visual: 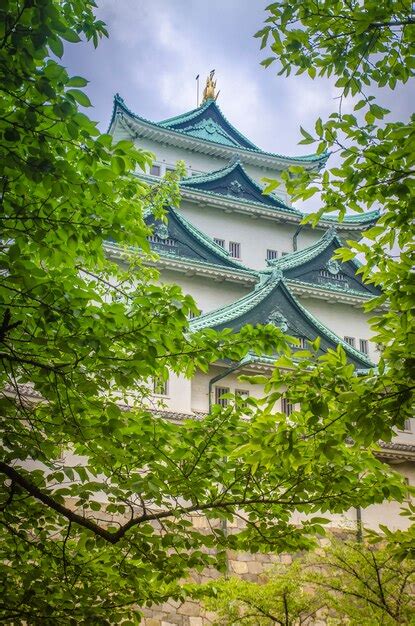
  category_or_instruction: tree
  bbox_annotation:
[0,1,412,623]
[198,540,415,625]
[256,0,415,552]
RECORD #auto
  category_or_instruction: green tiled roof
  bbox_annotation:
[190,271,373,368]
[181,160,300,215]
[159,99,259,149]
[264,227,348,271]
[191,272,278,330]
[324,210,380,224]
[109,94,328,165]
[286,278,373,300]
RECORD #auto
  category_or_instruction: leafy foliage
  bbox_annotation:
[0,0,413,622]
[257,0,415,553]
[198,540,415,625]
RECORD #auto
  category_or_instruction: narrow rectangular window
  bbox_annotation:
[165,166,175,174]
[214,238,225,248]
[215,386,230,407]
[266,249,278,261]
[235,389,250,400]
[229,241,241,258]
[281,251,289,257]
[150,164,160,176]
[153,378,168,396]
[281,397,294,416]
[359,339,369,354]
[344,336,356,348]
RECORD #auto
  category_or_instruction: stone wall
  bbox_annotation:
[141,513,293,626]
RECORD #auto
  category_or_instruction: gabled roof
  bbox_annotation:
[158,99,258,150]
[181,160,300,214]
[108,94,328,170]
[190,270,373,369]
[265,228,380,297]
[145,206,255,274]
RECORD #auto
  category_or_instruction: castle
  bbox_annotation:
[107,75,414,624]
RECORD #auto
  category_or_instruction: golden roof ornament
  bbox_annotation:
[202,70,220,103]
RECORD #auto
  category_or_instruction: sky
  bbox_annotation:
[64,0,412,160]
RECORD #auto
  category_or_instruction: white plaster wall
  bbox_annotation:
[292,460,414,532]
[361,461,415,531]
[158,269,250,313]
[178,201,322,271]
[148,373,192,415]
[298,297,378,363]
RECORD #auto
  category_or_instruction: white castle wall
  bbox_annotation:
[298,297,378,363]
[158,269,251,313]
[179,200,320,271]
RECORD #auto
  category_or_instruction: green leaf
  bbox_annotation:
[67,75,88,87]
[66,89,92,107]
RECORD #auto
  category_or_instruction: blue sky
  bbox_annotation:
[64,0,411,159]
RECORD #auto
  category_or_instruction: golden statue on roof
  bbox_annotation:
[202,70,219,103]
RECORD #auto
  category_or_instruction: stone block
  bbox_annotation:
[189,618,204,626]
[247,561,264,574]
[230,560,248,574]
[144,620,161,626]
[280,553,293,564]
[178,602,200,617]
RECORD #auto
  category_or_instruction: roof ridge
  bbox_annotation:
[111,94,328,165]
[190,271,279,330]
[210,100,258,150]
[158,100,211,126]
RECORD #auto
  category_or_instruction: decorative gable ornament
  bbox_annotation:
[267,308,289,332]
[228,180,243,195]
[326,258,341,275]
[155,223,170,240]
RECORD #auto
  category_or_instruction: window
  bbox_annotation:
[344,336,356,348]
[281,251,289,257]
[404,419,412,432]
[281,397,294,416]
[235,389,250,400]
[266,249,278,261]
[215,386,229,407]
[229,241,241,258]
[150,164,160,176]
[214,238,225,248]
[165,166,175,174]
[298,337,308,349]
[153,378,168,396]
[359,339,369,354]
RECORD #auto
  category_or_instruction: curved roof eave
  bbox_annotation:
[180,160,299,213]
[109,94,328,169]
[190,272,373,368]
